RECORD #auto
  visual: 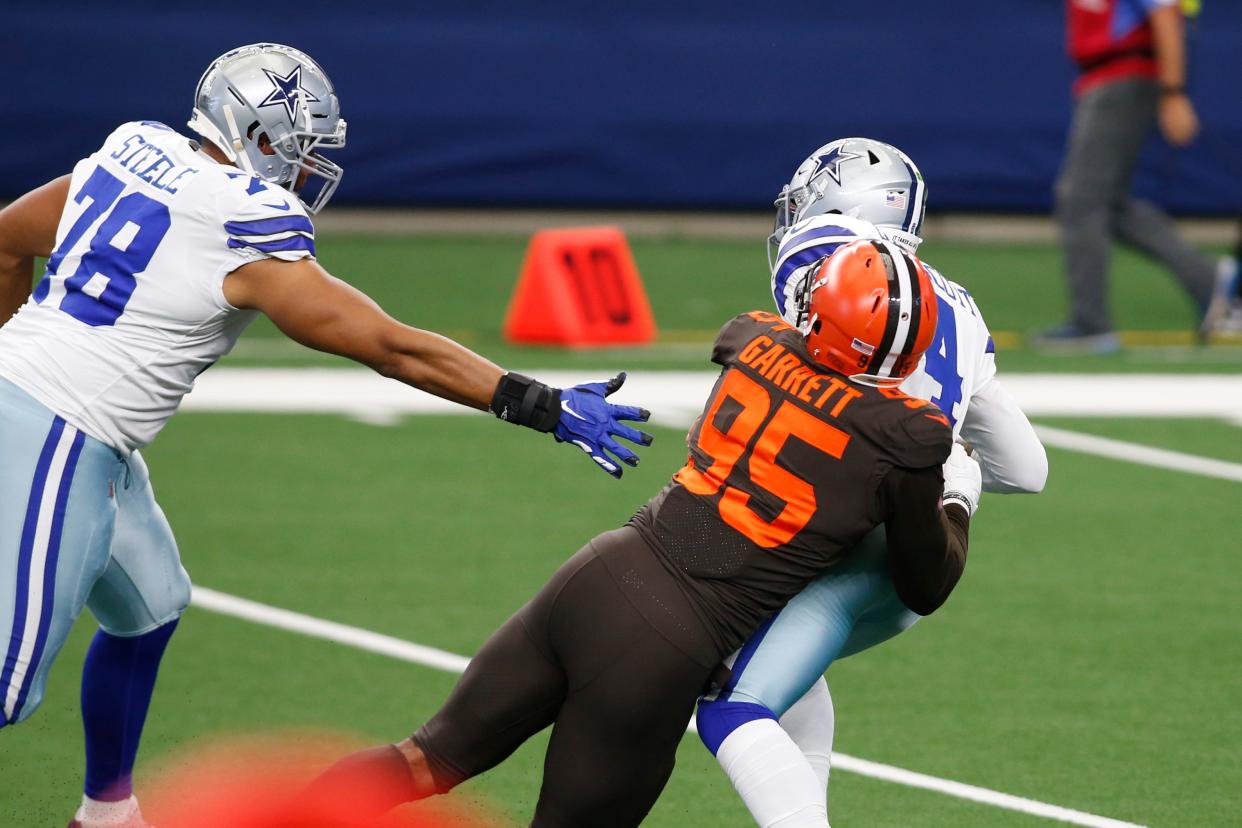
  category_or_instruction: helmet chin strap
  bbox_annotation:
[220,104,256,175]
[188,105,256,175]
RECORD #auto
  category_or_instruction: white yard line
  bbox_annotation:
[1034,425,1242,482]
[190,587,470,673]
[185,368,1242,425]
[191,586,1148,828]
[825,755,1147,828]
[183,367,1242,482]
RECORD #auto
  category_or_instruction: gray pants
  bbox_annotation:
[1055,77,1215,333]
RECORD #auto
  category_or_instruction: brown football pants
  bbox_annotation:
[413,527,720,828]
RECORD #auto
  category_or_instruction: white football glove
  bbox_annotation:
[942,441,982,516]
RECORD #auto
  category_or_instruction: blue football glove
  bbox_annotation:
[553,372,653,478]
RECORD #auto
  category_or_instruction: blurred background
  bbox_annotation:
[7,0,1240,365]
[5,0,1241,213]
[2,4,1240,828]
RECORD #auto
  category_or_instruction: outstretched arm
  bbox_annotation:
[0,176,70,325]
[225,256,502,409]
[224,256,652,476]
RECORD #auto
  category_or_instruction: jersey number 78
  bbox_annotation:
[34,166,171,327]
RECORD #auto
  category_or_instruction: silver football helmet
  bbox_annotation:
[188,43,346,213]
[769,138,927,266]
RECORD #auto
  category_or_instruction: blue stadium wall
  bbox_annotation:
[4,1,1240,214]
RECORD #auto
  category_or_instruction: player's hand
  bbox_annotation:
[942,440,981,516]
[553,372,653,478]
[1159,93,1199,147]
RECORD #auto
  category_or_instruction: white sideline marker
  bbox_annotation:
[191,586,1148,828]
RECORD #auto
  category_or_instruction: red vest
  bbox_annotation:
[1066,0,1170,95]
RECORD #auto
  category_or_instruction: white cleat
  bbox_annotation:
[68,795,153,828]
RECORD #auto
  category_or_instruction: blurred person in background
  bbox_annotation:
[1034,0,1233,352]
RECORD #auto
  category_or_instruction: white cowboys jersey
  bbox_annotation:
[0,121,316,453]
[773,215,1046,493]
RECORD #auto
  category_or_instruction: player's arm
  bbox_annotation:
[958,378,1048,494]
[226,256,502,409]
[0,176,70,325]
[1150,1,1198,146]
[223,256,653,476]
[881,444,978,616]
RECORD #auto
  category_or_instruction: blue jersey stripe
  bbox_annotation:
[0,418,65,723]
[782,224,862,250]
[772,228,860,311]
[11,429,85,720]
[224,216,314,237]
[773,245,848,311]
[227,235,316,256]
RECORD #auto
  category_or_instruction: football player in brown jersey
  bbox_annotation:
[301,240,981,828]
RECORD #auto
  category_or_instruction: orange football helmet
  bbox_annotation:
[803,239,938,385]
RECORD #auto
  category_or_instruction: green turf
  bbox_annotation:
[216,234,1242,374]
[2,412,1238,827]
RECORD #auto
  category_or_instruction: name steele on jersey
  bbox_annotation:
[735,312,864,417]
[109,128,200,194]
[0,120,314,453]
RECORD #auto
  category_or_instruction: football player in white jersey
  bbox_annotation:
[695,138,1049,827]
[0,44,652,828]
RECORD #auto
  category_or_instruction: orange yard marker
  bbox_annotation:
[503,226,656,346]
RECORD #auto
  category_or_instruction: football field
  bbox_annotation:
[2,232,1239,827]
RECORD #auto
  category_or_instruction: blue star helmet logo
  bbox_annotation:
[258,65,320,123]
[810,145,864,187]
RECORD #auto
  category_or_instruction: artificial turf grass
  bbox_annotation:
[2,412,1236,826]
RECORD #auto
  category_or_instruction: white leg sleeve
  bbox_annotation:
[715,717,829,828]
[779,677,835,797]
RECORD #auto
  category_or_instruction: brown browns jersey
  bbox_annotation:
[629,310,955,655]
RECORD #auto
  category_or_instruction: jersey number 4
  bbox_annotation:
[34,166,171,327]
[922,295,964,426]
[676,370,850,549]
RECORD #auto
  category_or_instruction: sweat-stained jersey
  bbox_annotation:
[629,311,955,654]
[0,121,315,453]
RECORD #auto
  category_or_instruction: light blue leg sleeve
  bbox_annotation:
[697,527,918,750]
